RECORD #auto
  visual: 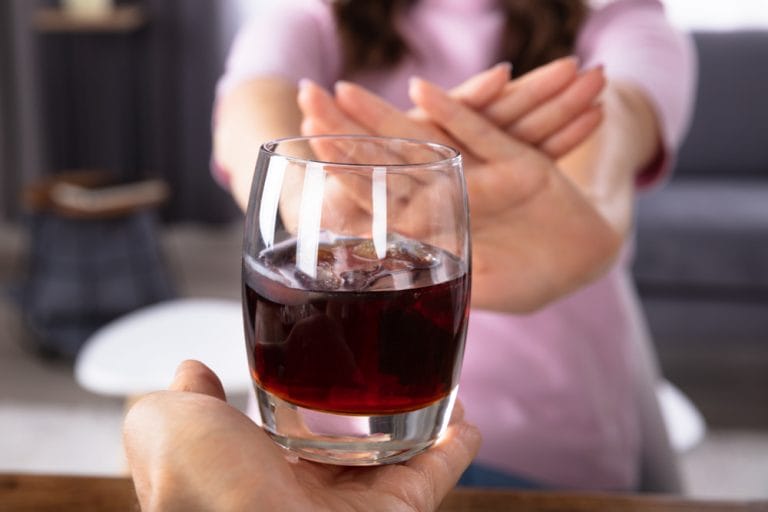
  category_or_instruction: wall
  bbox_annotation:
[1,0,240,223]
[0,1,45,220]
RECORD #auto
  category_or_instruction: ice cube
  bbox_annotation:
[259,241,297,267]
[381,257,413,272]
[387,239,440,269]
[340,268,377,290]
[294,261,342,291]
[317,245,336,264]
[351,239,379,261]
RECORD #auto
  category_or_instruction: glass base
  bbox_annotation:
[253,385,458,466]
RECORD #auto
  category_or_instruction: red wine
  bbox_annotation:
[243,236,470,415]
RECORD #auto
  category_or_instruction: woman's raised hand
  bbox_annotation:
[407,77,619,312]
[300,56,605,161]
[297,59,620,312]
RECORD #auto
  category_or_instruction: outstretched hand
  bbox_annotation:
[298,60,620,312]
[124,360,481,512]
[300,57,605,161]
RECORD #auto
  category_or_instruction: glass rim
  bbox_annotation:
[260,134,461,169]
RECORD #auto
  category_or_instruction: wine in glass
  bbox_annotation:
[242,135,470,465]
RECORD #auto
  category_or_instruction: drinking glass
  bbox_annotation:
[242,135,471,465]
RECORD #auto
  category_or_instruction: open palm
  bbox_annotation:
[297,62,620,312]
[124,360,480,512]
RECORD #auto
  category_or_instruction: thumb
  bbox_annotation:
[169,359,227,401]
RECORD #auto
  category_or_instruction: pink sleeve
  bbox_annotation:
[211,0,342,188]
[576,0,697,188]
[216,0,341,97]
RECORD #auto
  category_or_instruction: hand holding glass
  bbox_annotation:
[242,135,471,465]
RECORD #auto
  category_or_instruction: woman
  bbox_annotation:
[212,0,696,491]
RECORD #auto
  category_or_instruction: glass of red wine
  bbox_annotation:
[242,135,471,465]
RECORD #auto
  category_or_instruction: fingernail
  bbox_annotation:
[566,55,581,67]
[494,61,512,75]
[586,64,606,79]
[298,78,312,90]
[300,118,314,135]
[171,360,190,389]
[410,77,452,115]
[334,80,352,94]
[408,76,424,92]
[408,76,430,101]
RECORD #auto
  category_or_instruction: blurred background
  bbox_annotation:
[0,0,766,499]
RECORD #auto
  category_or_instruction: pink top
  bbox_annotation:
[217,0,696,489]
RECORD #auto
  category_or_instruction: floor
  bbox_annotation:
[1,220,767,499]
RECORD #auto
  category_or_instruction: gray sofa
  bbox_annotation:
[632,31,768,428]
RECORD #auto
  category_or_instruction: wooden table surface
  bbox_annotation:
[1,473,767,512]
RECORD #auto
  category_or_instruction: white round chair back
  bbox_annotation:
[75,298,251,398]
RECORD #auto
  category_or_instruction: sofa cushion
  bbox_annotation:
[633,179,768,293]
[676,31,768,179]
[642,296,768,344]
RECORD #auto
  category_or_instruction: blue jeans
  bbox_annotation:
[457,463,544,489]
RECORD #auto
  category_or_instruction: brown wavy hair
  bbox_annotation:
[332,0,589,78]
